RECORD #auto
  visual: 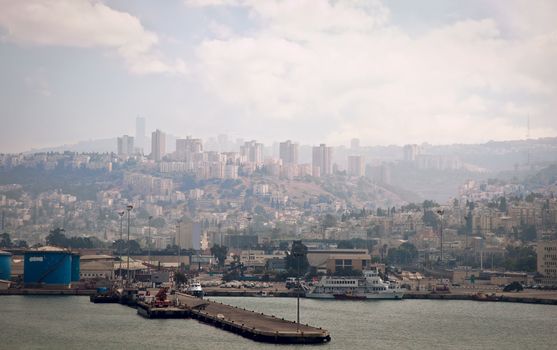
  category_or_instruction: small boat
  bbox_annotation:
[187,281,204,298]
[473,292,501,302]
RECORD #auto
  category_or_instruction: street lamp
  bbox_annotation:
[177,219,182,274]
[118,211,125,282]
[126,205,133,287]
[247,216,252,265]
[436,210,445,265]
[148,216,152,276]
[292,245,303,332]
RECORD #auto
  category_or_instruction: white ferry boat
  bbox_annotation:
[306,269,404,300]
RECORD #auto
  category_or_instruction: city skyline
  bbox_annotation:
[1,0,557,153]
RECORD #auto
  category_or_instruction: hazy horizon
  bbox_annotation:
[1,0,557,153]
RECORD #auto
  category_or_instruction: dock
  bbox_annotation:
[130,292,330,344]
[175,293,330,344]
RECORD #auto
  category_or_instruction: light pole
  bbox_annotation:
[247,216,252,266]
[437,210,445,265]
[118,211,125,283]
[297,257,300,331]
[290,242,304,332]
[218,222,223,246]
[177,219,182,274]
[126,205,133,287]
[147,216,152,276]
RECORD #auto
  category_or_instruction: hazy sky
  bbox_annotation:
[0,0,556,153]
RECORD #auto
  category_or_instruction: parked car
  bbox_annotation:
[503,281,524,292]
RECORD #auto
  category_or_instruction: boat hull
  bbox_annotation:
[306,292,404,300]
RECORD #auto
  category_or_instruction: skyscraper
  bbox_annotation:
[176,137,203,157]
[176,220,201,250]
[279,140,299,165]
[347,155,365,177]
[135,117,145,152]
[240,140,263,165]
[117,135,134,156]
[350,138,360,150]
[151,129,166,162]
[312,144,333,176]
[403,144,420,161]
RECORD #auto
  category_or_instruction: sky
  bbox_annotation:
[0,0,556,153]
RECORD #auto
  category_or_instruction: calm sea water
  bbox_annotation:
[1,295,556,350]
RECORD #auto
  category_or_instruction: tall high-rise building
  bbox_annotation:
[240,140,263,165]
[403,144,420,162]
[176,220,201,250]
[135,117,146,151]
[538,240,557,286]
[350,138,360,150]
[347,155,365,177]
[217,134,229,151]
[117,135,134,156]
[312,144,333,176]
[176,137,203,159]
[151,129,166,162]
[279,140,299,165]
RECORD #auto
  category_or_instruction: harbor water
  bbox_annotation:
[1,296,556,349]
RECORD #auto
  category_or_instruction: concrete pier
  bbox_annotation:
[175,293,331,344]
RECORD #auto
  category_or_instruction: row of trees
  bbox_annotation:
[0,233,28,248]
[46,228,103,249]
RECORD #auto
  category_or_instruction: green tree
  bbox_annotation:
[151,217,166,228]
[322,214,337,229]
[0,233,12,248]
[422,210,439,229]
[498,197,508,213]
[15,240,28,248]
[285,240,309,275]
[387,242,418,265]
[112,239,142,255]
[113,239,127,254]
[210,245,229,267]
[128,240,142,255]
[337,240,354,249]
[423,200,439,209]
[519,224,537,242]
[46,228,68,247]
[504,246,536,272]
[174,271,188,285]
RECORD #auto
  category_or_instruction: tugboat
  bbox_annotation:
[306,268,404,300]
[187,281,204,298]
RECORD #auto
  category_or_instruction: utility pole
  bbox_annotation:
[126,205,133,287]
[218,222,223,246]
[177,219,182,274]
[118,211,125,282]
[247,216,252,265]
[148,216,152,277]
[437,210,444,265]
[297,255,300,331]
[291,242,303,333]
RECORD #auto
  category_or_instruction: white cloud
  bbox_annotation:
[0,0,186,75]
[189,0,557,145]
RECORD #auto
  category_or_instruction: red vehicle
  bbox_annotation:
[153,287,171,308]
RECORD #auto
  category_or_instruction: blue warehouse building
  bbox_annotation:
[0,250,12,281]
[71,253,80,282]
[24,247,80,288]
